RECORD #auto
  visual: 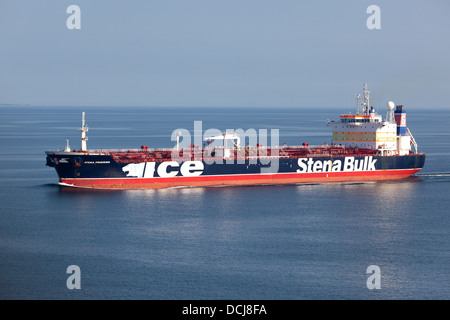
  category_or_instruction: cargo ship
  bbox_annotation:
[45,85,425,189]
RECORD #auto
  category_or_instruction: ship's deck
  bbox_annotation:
[46,144,394,163]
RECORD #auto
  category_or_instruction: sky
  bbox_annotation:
[1,0,449,109]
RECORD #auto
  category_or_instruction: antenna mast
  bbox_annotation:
[356,94,362,114]
[363,83,370,115]
[355,84,370,115]
[79,112,88,152]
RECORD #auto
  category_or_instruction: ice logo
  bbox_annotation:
[122,163,146,177]
[122,161,204,178]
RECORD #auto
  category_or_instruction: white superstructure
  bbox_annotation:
[328,84,416,156]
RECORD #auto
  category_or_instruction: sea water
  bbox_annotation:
[0,106,449,299]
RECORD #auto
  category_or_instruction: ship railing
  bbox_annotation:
[48,144,357,157]
[406,128,418,154]
[92,148,175,154]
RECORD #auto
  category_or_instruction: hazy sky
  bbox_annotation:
[1,0,449,109]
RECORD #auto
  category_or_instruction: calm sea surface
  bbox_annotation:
[0,106,449,299]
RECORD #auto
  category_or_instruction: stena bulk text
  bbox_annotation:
[297,156,377,173]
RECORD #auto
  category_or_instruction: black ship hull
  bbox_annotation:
[46,152,426,189]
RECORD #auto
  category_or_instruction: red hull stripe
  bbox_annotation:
[59,169,421,189]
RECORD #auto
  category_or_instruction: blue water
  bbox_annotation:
[1,106,449,300]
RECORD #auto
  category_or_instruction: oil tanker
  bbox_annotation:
[45,85,425,189]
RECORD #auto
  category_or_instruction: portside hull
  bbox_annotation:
[46,153,426,189]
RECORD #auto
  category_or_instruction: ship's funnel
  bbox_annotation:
[394,105,406,136]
